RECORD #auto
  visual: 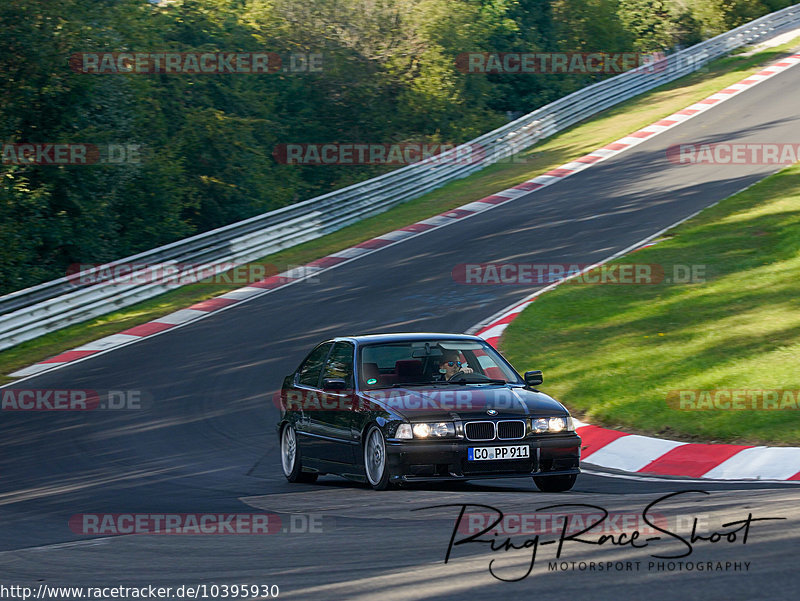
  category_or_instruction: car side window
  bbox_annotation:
[297,342,333,388]
[322,342,354,387]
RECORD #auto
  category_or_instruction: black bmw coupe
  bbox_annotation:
[277,333,581,491]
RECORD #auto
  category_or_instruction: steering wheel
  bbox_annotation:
[447,370,482,382]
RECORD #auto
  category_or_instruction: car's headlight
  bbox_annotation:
[532,416,573,433]
[411,422,455,438]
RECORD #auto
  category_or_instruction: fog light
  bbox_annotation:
[533,418,548,433]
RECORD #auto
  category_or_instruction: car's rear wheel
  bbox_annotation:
[364,426,391,490]
[533,474,577,492]
[281,425,318,483]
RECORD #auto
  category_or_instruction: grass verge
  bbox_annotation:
[502,162,800,446]
[2,38,800,383]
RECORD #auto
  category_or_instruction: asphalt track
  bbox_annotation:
[2,57,800,600]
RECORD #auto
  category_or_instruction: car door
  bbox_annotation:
[291,341,333,461]
[315,341,357,465]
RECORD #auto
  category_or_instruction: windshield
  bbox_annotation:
[358,339,523,389]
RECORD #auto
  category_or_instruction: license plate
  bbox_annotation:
[468,445,530,461]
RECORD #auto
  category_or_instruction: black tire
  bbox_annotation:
[533,474,577,492]
[363,426,392,490]
[280,425,318,484]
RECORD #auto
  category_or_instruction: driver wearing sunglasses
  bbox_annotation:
[436,350,474,381]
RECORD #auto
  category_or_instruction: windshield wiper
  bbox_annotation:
[391,379,508,387]
[446,378,508,385]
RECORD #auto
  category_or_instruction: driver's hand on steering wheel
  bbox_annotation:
[446,366,473,380]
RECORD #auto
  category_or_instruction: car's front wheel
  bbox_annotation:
[533,474,577,492]
[364,426,392,490]
[281,425,318,483]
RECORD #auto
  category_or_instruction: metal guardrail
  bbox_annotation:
[2,4,799,351]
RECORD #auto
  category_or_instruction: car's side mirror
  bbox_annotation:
[322,378,348,391]
[524,370,543,387]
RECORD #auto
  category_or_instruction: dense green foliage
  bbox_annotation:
[0,0,792,293]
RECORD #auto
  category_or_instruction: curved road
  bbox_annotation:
[2,57,800,600]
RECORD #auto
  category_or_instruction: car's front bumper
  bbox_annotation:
[384,433,581,482]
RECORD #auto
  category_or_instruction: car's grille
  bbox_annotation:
[465,421,495,441]
[465,420,526,441]
[497,420,525,440]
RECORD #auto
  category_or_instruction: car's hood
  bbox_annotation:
[361,385,567,421]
